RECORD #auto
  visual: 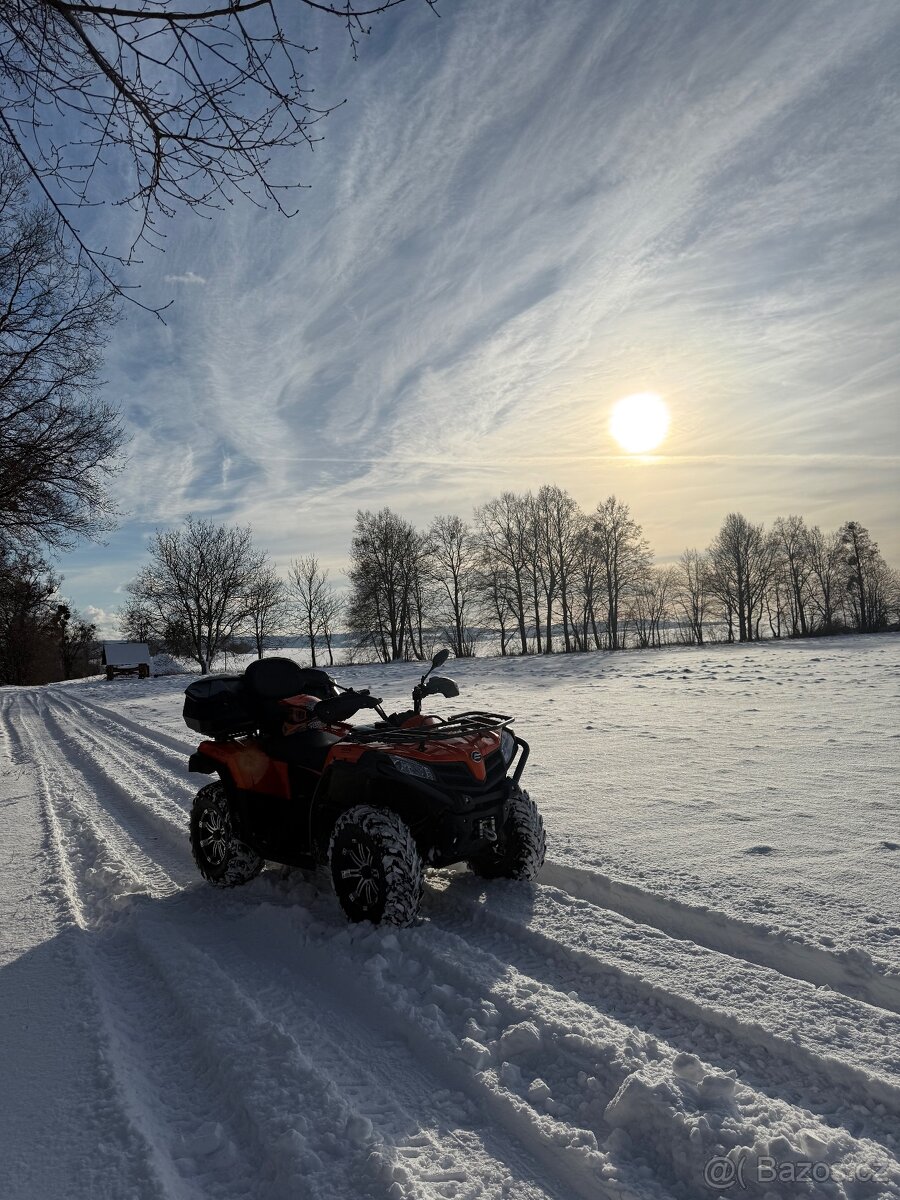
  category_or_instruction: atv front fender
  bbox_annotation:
[189,750,219,774]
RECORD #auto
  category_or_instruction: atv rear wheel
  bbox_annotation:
[468,788,546,881]
[329,805,423,926]
[189,782,264,888]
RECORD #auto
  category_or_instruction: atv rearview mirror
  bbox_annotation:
[421,647,450,685]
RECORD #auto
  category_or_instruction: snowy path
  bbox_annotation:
[2,640,900,1199]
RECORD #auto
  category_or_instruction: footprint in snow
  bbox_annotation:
[880,841,899,851]
[744,845,775,856]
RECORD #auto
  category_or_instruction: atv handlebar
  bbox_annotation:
[314,689,382,724]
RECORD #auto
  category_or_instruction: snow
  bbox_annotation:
[1,634,899,1198]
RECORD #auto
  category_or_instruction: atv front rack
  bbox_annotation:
[346,710,513,745]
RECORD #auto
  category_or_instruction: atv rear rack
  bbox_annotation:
[347,710,514,745]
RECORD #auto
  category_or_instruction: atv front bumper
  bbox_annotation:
[422,784,521,867]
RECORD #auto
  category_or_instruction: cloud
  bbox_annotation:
[163,271,207,285]
[60,0,900,618]
[83,605,116,635]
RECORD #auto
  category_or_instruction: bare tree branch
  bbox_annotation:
[0,0,438,305]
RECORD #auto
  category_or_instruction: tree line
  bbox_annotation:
[111,494,899,677]
[343,494,898,660]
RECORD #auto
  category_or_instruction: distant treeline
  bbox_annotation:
[2,491,896,684]
[113,491,899,676]
[338,496,898,661]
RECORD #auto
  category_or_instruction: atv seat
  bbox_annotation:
[243,657,337,733]
[263,729,343,774]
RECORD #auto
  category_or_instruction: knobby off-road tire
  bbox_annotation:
[468,788,546,881]
[329,805,423,927]
[189,782,264,888]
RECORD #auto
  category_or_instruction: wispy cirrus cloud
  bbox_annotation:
[163,271,207,285]
[62,0,900,612]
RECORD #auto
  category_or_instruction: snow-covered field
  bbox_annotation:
[1,635,898,1199]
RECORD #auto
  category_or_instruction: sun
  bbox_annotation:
[609,392,670,454]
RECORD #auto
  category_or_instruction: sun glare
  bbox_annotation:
[609,392,670,454]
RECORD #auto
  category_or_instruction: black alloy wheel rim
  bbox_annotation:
[337,833,386,918]
[198,805,228,868]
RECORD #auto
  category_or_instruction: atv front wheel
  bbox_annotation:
[468,788,546,881]
[329,805,423,926]
[189,782,264,888]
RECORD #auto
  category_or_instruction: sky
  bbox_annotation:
[56,0,900,632]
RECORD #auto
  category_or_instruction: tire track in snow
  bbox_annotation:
[427,873,900,1125]
[408,889,900,1195]
[60,689,198,761]
[80,908,412,1200]
[15,693,574,1200]
[7,693,179,1200]
[249,892,645,1200]
[16,694,181,909]
[50,688,196,810]
[272,880,900,1200]
[38,692,195,879]
[162,900,574,1200]
[541,860,900,1016]
[17,684,900,1198]
[12,695,402,1200]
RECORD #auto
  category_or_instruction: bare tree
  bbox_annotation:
[427,514,478,658]
[0,0,435,294]
[629,566,674,649]
[840,521,891,632]
[117,597,155,645]
[289,554,337,667]
[317,585,343,667]
[346,508,426,662]
[126,516,265,673]
[245,563,288,660]
[807,525,843,633]
[0,149,122,551]
[772,515,815,637]
[405,541,433,661]
[568,523,602,651]
[532,485,582,653]
[473,492,534,655]
[473,562,516,656]
[591,495,652,651]
[707,513,777,643]
[672,548,710,645]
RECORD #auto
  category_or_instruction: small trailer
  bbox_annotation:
[101,641,151,681]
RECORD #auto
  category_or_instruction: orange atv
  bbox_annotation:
[182,650,545,925]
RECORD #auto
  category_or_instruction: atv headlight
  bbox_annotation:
[500,729,516,765]
[388,754,435,781]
